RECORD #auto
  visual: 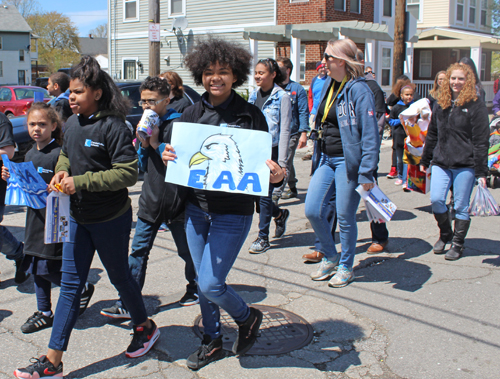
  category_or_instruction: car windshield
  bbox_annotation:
[14,88,50,100]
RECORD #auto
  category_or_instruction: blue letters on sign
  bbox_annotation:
[187,170,206,189]
[213,171,236,190]
[237,173,261,192]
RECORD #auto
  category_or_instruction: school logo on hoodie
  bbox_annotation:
[84,139,105,148]
[37,167,53,174]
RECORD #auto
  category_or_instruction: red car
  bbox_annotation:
[0,86,51,118]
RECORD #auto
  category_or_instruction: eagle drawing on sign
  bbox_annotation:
[189,134,244,189]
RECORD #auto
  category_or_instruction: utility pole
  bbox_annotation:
[149,0,160,76]
[392,0,406,85]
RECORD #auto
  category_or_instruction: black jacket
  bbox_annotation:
[179,91,270,215]
[364,74,387,116]
[53,97,73,122]
[421,99,489,177]
[137,116,187,224]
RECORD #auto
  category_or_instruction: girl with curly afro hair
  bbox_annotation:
[162,36,285,370]
[421,62,489,262]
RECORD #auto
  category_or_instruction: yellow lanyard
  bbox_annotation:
[321,75,347,125]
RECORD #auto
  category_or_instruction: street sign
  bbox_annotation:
[149,23,161,42]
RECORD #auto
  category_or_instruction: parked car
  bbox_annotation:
[0,86,51,118]
[34,77,49,89]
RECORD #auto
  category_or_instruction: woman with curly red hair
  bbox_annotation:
[420,63,489,261]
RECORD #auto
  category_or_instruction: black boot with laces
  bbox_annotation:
[187,334,224,370]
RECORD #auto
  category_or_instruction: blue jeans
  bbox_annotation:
[0,205,23,261]
[49,208,148,351]
[185,202,252,339]
[128,217,197,294]
[34,272,61,312]
[258,185,282,239]
[430,166,475,221]
[305,155,361,268]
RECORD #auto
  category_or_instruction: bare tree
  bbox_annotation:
[89,23,108,38]
[1,0,39,18]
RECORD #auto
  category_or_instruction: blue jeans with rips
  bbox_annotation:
[185,202,252,339]
[49,208,148,351]
[305,155,361,269]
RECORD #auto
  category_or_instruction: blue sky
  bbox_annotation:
[39,0,108,37]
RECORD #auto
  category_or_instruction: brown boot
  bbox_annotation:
[302,251,324,263]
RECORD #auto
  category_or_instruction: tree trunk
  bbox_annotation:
[393,0,406,85]
[149,0,160,76]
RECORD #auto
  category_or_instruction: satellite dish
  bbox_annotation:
[171,17,188,33]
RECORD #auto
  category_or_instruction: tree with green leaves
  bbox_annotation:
[89,23,107,38]
[26,11,80,73]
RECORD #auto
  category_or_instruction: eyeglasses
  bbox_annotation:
[364,71,372,75]
[324,53,336,61]
[138,98,166,106]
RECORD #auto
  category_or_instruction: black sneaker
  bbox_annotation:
[273,208,290,238]
[126,320,160,358]
[186,334,224,370]
[248,237,270,254]
[14,256,30,284]
[179,292,199,306]
[100,303,131,319]
[232,307,263,356]
[21,311,54,334]
[79,283,95,315]
[14,355,63,378]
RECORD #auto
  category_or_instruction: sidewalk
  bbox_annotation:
[1,141,499,379]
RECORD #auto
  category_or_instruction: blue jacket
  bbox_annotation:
[249,84,292,166]
[282,80,310,135]
[315,76,380,184]
[493,89,500,115]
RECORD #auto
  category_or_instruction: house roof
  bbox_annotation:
[243,21,396,43]
[415,28,500,50]
[78,37,108,56]
[0,4,32,33]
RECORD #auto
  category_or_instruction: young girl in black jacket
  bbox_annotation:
[162,37,285,371]
[421,63,489,261]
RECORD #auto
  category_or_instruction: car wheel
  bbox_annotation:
[5,112,14,119]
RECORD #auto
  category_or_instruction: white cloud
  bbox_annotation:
[66,10,108,30]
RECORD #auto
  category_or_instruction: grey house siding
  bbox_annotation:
[110,0,276,92]
[0,33,30,51]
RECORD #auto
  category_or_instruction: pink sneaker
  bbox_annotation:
[394,179,403,186]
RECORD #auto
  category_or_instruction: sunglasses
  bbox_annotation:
[324,53,336,61]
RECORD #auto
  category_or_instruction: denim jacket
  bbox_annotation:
[282,80,310,135]
[315,77,379,184]
[249,84,292,166]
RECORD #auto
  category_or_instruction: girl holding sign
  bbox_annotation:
[2,103,94,336]
[162,37,285,370]
[14,57,158,379]
[305,38,379,288]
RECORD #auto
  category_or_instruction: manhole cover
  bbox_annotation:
[193,304,313,355]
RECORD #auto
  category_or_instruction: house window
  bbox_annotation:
[19,50,24,62]
[351,0,360,13]
[300,45,306,81]
[419,51,432,78]
[407,0,421,21]
[18,70,25,85]
[123,60,137,80]
[469,0,476,24]
[381,47,392,86]
[481,0,487,26]
[169,0,186,17]
[124,0,138,20]
[481,52,486,81]
[334,0,345,11]
[0,62,3,77]
[457,0,464,22]
[383,0,392,17]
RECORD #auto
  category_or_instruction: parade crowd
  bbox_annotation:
[0,36,490,378]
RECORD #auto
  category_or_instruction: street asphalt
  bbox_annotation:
[1,140,499,379]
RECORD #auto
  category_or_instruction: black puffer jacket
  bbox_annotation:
[421,98,489,177]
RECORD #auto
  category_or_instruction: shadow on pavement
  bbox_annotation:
[0,309,12,322]
[464,238,500,266]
